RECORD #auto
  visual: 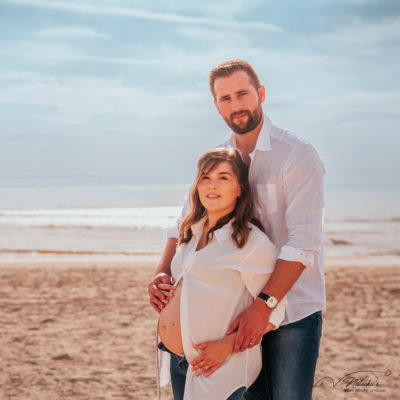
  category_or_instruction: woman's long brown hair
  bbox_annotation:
[178,148,264,249]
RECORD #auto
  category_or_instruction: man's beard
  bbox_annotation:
[224,104,263,135]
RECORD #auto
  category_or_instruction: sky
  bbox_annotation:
[0,0,399,186]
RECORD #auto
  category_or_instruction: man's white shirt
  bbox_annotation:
[168,114,326,325]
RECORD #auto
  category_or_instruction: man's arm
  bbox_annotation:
[148,197,191,313]
[148,237,178,313]
[228,259,304,352]
[228,144,325,351]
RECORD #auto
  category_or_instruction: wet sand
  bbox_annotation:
[0,260,399,399]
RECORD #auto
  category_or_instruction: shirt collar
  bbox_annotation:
[228,113,272,153]
[191,217,234,246]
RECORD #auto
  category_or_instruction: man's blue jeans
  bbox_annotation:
[243,311,322,400]
[169,352,246,400]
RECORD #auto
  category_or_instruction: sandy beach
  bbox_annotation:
[0,259,399,400]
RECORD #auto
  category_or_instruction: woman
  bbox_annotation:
[156,148,286,400]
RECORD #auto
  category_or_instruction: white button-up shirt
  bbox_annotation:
[159,218,287,399]
[168,114,326,324]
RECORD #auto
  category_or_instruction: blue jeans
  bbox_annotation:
[243,311,322,400]
[167,345,246,400]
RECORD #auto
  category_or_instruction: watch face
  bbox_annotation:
[266,296,278,308]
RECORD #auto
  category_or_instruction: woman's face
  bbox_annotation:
[197,161,241,219]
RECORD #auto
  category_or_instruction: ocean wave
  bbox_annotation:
[0,207,181,229]
[0,207,181,218]
[28,224,168,231]
[0,249,161,256]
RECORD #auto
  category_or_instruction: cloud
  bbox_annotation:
[1,0,283,33]
[0,72,209,130]
[176,26,251,48]
[199,0,267,20]
[300,89,400,119]
[335,0,379,4]
[320,16,400,51]
[0,40,166,66]
[32,26,111,40]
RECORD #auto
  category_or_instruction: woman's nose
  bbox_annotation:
[208,179,217,188]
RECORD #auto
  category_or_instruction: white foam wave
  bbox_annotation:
[0,207,182,229]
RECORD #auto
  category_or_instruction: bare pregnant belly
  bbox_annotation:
[158,280,183,355]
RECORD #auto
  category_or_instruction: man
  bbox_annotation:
[149,60,325,400]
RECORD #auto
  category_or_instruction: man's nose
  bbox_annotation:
[231,97,243,112]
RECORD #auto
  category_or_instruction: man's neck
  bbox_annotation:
[234,115,264,164]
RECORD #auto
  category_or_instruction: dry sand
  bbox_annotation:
[0,260,399,400]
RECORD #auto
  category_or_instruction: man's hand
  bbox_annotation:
[226,298,272,352]
[148,272,175,313]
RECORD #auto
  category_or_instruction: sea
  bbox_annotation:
[1,179,399,266]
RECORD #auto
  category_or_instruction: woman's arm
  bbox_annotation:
[191,322,275,377]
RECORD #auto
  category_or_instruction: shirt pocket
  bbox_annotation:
[256,183,278,216]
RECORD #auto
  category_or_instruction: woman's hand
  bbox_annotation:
[148,273,175,313]
[191,334,235,377]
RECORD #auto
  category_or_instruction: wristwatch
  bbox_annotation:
[258,293,278,309]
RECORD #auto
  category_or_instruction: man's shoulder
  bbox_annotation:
[269,123,323,169]
[270,122,312,152]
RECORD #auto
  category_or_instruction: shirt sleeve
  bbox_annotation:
[239,235,287,329]
[268,295,288,329]
[166,197,191,239]
[279,144,325,268]
[239,234,277,298]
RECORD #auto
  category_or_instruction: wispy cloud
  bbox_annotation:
[335,0,379,4]
[321,16,400,49]
[0,40,166,66]
[32,26,111,40]
[0,72,208,126]
[1,0,283,33]
[176,26,251,48]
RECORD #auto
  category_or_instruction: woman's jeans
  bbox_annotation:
[243,311,323,400]
[161,342,246,400]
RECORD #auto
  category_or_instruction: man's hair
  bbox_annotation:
[209,59,261,99]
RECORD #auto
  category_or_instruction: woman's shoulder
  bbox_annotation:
[247,223,275,249]
[248,222,269,240]
[235,223,277,268]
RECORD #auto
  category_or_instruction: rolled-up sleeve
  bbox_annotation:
[269,295,288,329]
[279,144,325,268]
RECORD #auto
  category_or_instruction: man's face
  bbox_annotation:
[213,70,265,134]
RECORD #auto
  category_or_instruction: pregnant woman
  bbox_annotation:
[156,148,287,400]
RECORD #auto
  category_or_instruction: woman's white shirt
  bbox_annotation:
[158,218,287,400]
